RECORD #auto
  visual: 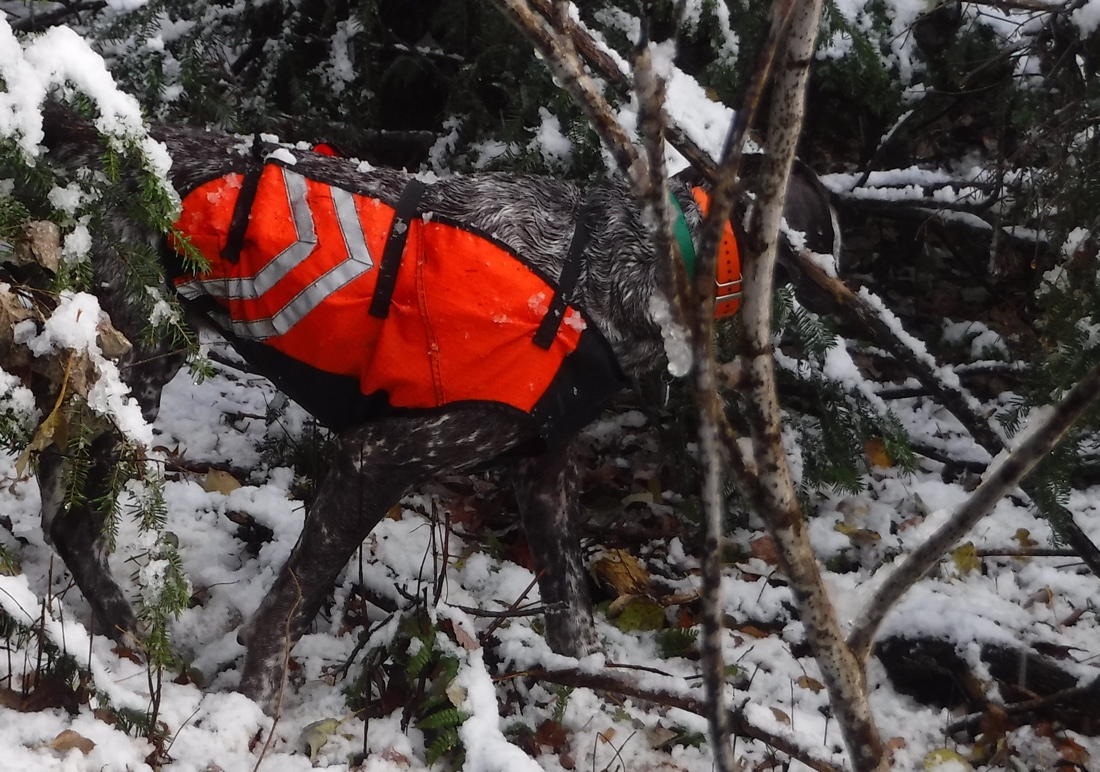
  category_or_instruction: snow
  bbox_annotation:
[1071,1,1100,36]
[648,292,693,377]
[529,107,572,170]
[23,291,153,445]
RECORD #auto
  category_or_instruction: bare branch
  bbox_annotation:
[848,358,1100,660]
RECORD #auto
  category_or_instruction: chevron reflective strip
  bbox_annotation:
[178,168,378,340]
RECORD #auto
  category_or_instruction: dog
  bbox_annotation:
[33,104,837,710]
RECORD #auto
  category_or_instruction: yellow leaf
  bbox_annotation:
[611,596,665,632]
[16,402,70,476]
[923,747,973,770]
[952,542,981,575]
[1013,528,1038,548]
[203,469,242,495]
[300,718,340,763]
[770,707,791,725]
[591,549,649,597]
[864,438,893,468]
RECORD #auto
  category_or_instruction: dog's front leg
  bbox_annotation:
[513,440,599,657]
[237,410,534,711]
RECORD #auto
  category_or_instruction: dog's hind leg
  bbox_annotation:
[39,439,141,642]
[513,440,599,657]
[237,409,535,710]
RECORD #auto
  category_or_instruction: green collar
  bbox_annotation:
[668,192,696,280]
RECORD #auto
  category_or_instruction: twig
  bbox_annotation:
[732,0,887,767]
[448,604,546,618]
[945,674,1100,734]
[9,1,107,32]
[479,571,541,644]
[791,249,1100,579]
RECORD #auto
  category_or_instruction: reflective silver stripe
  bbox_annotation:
[187,169,318,301]
[180,168,380,341]
[332,186,374,272]
[175,280,207,300]
[235,236,378,338]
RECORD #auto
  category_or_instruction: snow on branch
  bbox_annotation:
[847,357,1100,661]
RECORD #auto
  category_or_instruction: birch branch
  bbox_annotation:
[734,0,887,769]
[848,358,1100,661]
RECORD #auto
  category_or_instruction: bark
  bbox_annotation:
[733,0,887,768]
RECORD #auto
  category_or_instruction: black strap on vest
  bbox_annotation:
[221,136,267,264]
[533,199,590,350]
[369,178,428,319]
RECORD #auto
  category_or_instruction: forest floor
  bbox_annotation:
[2,333,1100,772]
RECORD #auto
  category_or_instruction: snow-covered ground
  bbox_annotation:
[2,351,1099,771]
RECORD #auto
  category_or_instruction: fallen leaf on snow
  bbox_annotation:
[203,469,242,494]
[50,729,95,755]
[301,717,340,762]
[591,549,649,596]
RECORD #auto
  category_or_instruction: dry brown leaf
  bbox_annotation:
[452,624,479,651]
[591,549,649,596]
[1052,734,1090,764]
[797,675,825,693]
[50,729,95,755]
[204,469,242,495]
[769,707,790,725]
[736,625,770,639]
[835,521,881,546]
[1023,587,1054,608]
[18,221,62,272]
[96,318,132,359]
[534,719,569,753]
[749,536,779,565]
[381,747,411,765]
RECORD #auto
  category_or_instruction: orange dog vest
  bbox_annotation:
[172,163,627,444]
